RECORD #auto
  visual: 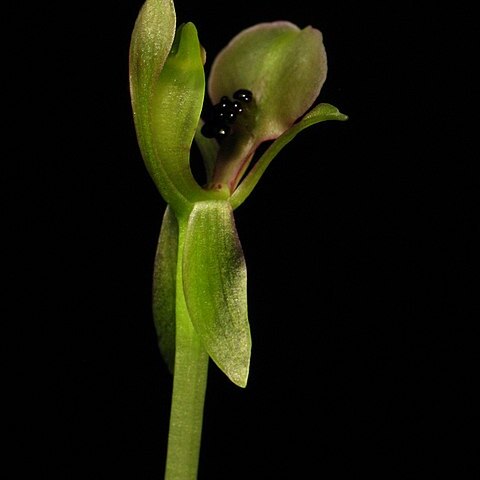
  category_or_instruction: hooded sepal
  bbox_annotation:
[129,0,209,215]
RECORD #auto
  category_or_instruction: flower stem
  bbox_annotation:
[164,220,209,480]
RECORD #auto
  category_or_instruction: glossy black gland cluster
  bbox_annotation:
[201,89,253,141]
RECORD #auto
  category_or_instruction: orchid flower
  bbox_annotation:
[129,0,347,477]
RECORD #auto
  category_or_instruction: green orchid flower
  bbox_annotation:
[201,20,331,197]
[129,0,346,477]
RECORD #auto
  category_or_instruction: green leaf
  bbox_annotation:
[183,201,251,387]
[129,1,208,215]
[153,205,179,372]
[230,103,348,209]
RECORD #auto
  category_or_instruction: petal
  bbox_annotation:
[230,103,348,209]
[152,205,179,372]
[208,21,327,141]
[183,201,251,387]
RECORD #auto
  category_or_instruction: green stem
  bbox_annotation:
[164,219,209,480]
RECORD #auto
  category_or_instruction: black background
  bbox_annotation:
[8,1,478,478]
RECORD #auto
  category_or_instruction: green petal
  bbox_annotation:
[183,201,251,387]
[130,0,208,215]
[230,103,348,209]
[208,21,327,142]
[152,206,179,372]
